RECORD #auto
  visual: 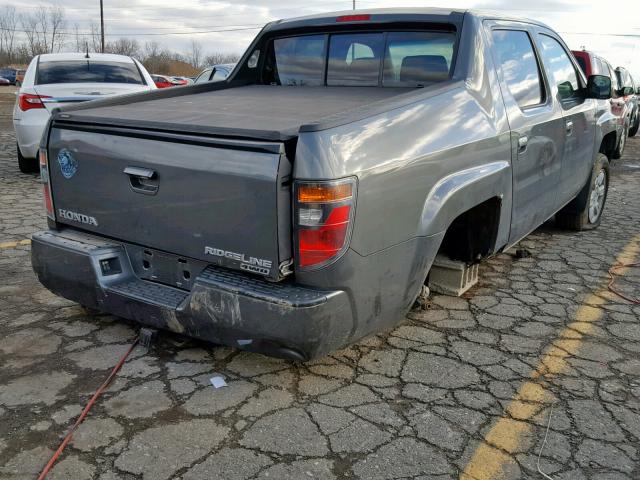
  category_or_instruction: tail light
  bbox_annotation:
[294,178,357,269]
[18,93,51,111]
[39,149,55,220]
[336,14,371,22]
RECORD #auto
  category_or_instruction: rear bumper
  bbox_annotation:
[31,229,353,360]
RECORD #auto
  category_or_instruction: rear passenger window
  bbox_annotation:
[537,35,580,100]
[492,30,543,108]
[383,31,455,86]
[327,33,384,86]
[269,35,326,86]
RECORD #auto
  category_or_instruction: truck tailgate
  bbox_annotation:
[48,122,292,281]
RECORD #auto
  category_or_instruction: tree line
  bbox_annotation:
[0,5,240,74]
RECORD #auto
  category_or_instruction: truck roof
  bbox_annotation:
[264,8,552,32]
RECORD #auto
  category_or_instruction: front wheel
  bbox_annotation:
[629,109,640,137]
[556,153,609,231]
[612,126,627,159]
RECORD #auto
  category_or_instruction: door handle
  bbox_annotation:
[517,135,528,153]
[565,121,574,135]
[124,166,158,195]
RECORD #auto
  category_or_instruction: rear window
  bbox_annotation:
[263,29,456,87]
[36,61,143,85]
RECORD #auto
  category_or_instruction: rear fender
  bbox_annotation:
[418,161,511,249]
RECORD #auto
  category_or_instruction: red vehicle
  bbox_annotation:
[573,49,630,157]
[151,74,187,88]
[15,69,25,87]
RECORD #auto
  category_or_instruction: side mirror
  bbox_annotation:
[621,86,634,96]
[586,75,611,100]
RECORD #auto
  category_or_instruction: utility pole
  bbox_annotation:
[100,0,105,53]
[352,0,355,9]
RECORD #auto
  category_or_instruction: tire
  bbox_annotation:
[17,143,38,173]
[556,153,609,231]
[612,126,627,159]
[629,109,640,137]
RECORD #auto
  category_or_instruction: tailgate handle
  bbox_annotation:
[124,167,158,195]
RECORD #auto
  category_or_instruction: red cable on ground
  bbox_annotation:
[608,262,640,305]
[37,337,139,480]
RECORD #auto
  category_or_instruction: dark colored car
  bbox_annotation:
[573,50,629,155]
[0,68,17,85]
[15,69,26,87]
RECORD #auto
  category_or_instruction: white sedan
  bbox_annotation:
[13,52,156,173]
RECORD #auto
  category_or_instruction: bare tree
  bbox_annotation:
[203,52,240,66]
[20,6,67,57]
[188,39,203,69]
[0,6,19,64]
[106,37,141,58]
[48,5,66,53]
[89,22,102,53]
[21,13,44,57]
[73,23,89,53]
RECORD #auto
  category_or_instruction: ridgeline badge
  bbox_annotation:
[57,149,78,179]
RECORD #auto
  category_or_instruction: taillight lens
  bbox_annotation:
[295,178,357,269]
[336,14,371,22]
[19,93,51,111]
[39,149,55,220]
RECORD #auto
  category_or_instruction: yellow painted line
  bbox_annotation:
[461,234,640,480]
[0,239,31,249]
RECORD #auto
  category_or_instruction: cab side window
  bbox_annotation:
[492,29,544,109]
[536,34,580,101]
[606,63,620,98]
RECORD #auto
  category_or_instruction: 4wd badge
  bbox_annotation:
[57,149,78,179]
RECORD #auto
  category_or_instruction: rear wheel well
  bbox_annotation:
[438,197,502,263]
[600,130,618,159]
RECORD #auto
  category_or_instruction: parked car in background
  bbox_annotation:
[573,50,628,157]
[15,69,26,87]
[13,52,156,173]
[172,76,193,85]
[33,9,615,360]
[0,68,17,85]
[0,77,10,85]
[151,74,186,88]
[615,67,639,137]
[194,63,235,84]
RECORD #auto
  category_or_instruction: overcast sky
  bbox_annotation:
[3,0,640,78]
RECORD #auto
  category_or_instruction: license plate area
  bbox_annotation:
[125,245,208,291]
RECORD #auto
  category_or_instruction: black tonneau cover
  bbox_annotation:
[56,85,412,141]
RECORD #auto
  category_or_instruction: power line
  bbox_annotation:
[558,31,640,38]
[0,24,263,36]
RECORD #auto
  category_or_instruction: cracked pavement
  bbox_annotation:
[1,86,640,479]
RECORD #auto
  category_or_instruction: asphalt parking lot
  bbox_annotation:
[0,85,639,480]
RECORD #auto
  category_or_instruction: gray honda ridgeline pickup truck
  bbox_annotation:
[32,9,616,360]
